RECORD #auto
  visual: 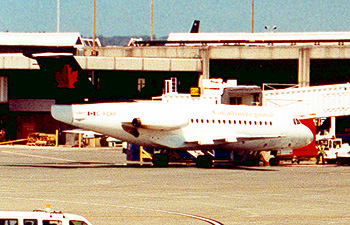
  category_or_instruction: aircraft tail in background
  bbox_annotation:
[190,20,200,33]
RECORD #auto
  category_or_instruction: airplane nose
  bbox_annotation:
[51,104,73,124]
[302,124,315,146]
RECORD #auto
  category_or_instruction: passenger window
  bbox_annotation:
[24,220,37,225]
[43,220,62,225]
[0,219,18,225]
[69,221,88,225]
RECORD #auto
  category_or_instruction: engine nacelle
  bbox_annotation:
[132,118,141,127]
[131,115,188,131]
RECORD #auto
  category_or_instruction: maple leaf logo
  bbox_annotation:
[54,64,78,89]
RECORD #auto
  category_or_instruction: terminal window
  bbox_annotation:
[137,78,146,92]
[230,97,242,105]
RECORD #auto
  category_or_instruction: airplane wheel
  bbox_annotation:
[132,129,139,138]
[195,155,213,168]
[152,153,169,167]
[269,157,280,166]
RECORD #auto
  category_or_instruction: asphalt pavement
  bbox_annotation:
[0,145,349,225]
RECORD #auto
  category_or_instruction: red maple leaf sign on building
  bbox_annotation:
[54,64,79,89]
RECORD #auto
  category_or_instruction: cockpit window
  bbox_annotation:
[293,118,301,125]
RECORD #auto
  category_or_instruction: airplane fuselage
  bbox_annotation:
[52,101,313,152]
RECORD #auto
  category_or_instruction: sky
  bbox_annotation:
[0,0,350,38]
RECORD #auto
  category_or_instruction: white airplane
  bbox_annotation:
[29,53,314,167]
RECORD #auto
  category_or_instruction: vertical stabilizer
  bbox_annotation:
[29,53,97,104]
[190,20,200,33]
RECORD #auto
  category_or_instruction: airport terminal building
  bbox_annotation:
[1,31,350,141]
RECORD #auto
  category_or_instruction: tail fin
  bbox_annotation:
[190,20,200,33]
[29,53,98,104]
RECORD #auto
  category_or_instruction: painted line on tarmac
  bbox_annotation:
[150,209,224,225]
[0,196,224,225]
[1,150,77,162]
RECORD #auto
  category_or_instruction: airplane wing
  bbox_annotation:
[185,132,284,145]
[184,132,237,145]
[236,135,284,141]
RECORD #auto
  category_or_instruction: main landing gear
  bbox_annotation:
[152,153,170,167]
[268,151,280,166]
[151,152,214,168]
[268,157,280,166]
[195,155,214,168]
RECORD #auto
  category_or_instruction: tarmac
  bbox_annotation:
[0,145,350,225]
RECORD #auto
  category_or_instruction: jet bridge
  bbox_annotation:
[262,82,350,142]
[262,83,350,119]
[262,83,350,164]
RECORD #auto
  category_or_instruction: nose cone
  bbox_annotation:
[51,104,73,124]
[287,123,315,149]
[299,118,316,147]
[301,124,315,146]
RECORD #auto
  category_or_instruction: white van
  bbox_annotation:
[0,209,93,225]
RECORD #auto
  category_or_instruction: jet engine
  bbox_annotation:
[131,115,189,131]
[122,110,189,138]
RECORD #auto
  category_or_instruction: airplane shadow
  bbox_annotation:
[0,162,125,169]
[0,162,278,171]
[211,164,277,171]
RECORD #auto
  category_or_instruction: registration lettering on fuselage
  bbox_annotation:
[87,111,116,117]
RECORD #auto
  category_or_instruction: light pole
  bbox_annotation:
[57,0,60,32]
[92,0,97,55]
[150,0,154,40]
[252,0,254,33]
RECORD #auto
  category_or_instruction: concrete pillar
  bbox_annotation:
[298,48,310,87]
[200,47,210,79]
